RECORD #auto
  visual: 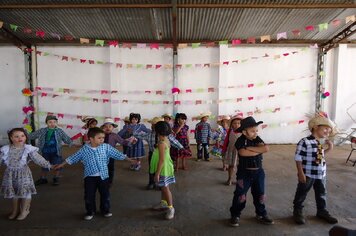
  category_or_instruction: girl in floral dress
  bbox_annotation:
[171,113,192,171]
[0,128,52,220]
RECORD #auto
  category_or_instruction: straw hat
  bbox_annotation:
[161,113,173,119]
[123,116,130,122]
[230,114,243,122]
[217,115,231,124]
[308,112,337,135]
[102,118,118,128]
[198,111,212,119]
[81,116,95,123]
[148,117,164,125]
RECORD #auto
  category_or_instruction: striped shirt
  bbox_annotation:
[295,135,326,179]
[65,143,126,180]
[194,121,211,143]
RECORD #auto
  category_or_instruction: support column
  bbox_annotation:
[315,48,325,112]
[109,46,122,128]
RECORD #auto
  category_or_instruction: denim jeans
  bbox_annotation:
[293,176,327,212]
[41,152,62,171]
[107,159,115,184]
[197,143,209,160]
[84,176,110,215]
[230,168,267,217]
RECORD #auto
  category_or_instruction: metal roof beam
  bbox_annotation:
[0,27,31,47]
[320,21,356,52]
[0,3,355,9]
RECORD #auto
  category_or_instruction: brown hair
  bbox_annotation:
[8,128,28,144]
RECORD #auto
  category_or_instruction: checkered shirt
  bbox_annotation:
[135,131,183,152]
[194,121,211,143]
[295,135,326,179]
[28,127,73,156]
[65,143,126,180]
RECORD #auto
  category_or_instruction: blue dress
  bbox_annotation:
[118,124,150,158]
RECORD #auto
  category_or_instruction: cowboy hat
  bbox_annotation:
[237,116,263,132]
[161,113,173,119]
[308,112,336,135]
[102,118,118,128]
[149,117,164,125]
[198,111,212,119]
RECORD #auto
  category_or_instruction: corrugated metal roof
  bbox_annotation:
[0,1,355,44]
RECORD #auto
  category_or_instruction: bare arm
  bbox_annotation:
[295,161,306,183]
[245,144,269,154]
[155,142,166,176]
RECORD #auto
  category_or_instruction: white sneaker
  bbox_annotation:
[104,212,112,218]
[152,201,169,211]
[84,215,93,220]
[165,207,175,220]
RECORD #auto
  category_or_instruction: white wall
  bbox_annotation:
[325,44,356,134]
[3,44,353,144]
[0,46,27,145]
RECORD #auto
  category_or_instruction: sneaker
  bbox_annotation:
[146,183,155,190]
[152,201,169,211]
[204,158,211,162]
[104,212,112,218]
[52,177,59,186]
[129,164,135,170]
[84,215,93,220]
[230,216,240,227]
[134,164,141,171]
[317,210,338,224]
[35,178,48,186]
[196,158,201,162]
[165,207,175,220]
[256,215,274,225]
[293,209,305,224]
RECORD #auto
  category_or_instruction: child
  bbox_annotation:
[230,116,274,227]
[195,112,212,161]
[55,127,131,220]
[121,116,131,156]
[293,112,338,225]
[0,128,53,220]
[171,113,192,171]
[221,115,242,185]
[28,115,72,186]
[211,115,230,160]
[150,121,176,220]
[134,117,183,190]
[101,118,136,186]
[162,113,173,127]
[71,116,98,144]
[118,113,150,171]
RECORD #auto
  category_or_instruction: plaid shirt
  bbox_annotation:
[295,135,326,179]
[135,131,183,152]
[194,121,211,143]
[65,143,126,180]
[28,127,72,156]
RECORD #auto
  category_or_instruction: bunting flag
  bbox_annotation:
[30,89,310,106]
[0,15,353,48]
[29,47,309,70]
[80,38,90,44]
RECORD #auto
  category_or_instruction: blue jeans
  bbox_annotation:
[293,176,327,212]
[84,176,110,215]
[197,143,209,160]
[41,152,62,171]
[108,159,115,184]
[230,168,267,217]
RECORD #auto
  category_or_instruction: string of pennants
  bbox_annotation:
[21,47,310,69]
[29,89,310,105]
[0,14,355,47]
[28,105,293,124]
[34,119,306,132]
[31,74,314,96]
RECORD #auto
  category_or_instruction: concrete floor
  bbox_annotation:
[0,145,355,236]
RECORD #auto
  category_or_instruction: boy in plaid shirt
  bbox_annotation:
[195,112,212,161]
[293,112,338,225]
[55,127,132,220]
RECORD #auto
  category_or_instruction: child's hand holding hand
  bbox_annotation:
[54,162,65,170]
[297,172,306,183]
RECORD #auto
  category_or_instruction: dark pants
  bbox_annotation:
[84,176,110,215]
[230,168,267,217]
[108,159,115,184]
[41,152,62,172]
[148,151,154,185]
[197,143,209,160]
[293,176,327,212]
